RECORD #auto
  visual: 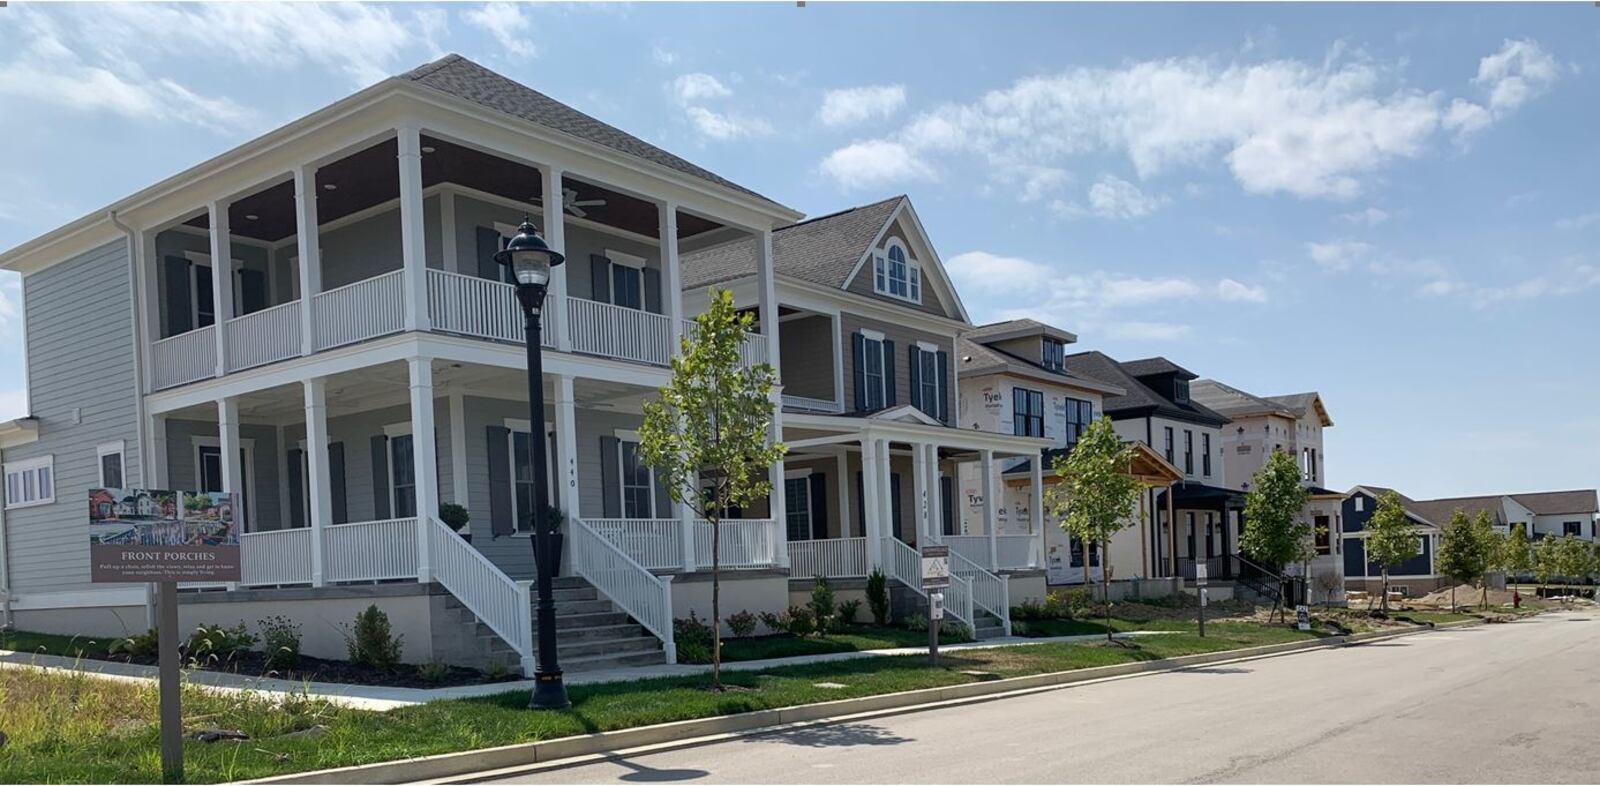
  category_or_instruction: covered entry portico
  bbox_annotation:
[1155,482,1248,580]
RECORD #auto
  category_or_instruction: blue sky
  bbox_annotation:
[1,2,1596,499]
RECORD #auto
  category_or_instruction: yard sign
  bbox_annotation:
[921,543,950,589]
[88,488,241,583]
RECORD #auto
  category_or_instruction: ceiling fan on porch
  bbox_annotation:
[531,187,607,219]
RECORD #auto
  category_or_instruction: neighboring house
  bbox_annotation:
[1341,485,1443,595]
[681,196,1052,637]
[1506,490,1599,541]
[1061,353,1239,582]
[1191,380,1344,602]
[0,54,818,673]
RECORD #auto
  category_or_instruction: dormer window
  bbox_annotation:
[873,239,921,303]
[1042,338,1066,372]
[1173,379,1190,403]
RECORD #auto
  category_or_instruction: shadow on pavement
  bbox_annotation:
[745,721,913,749]
[592,755,710,783]
[1177,666,1252,675]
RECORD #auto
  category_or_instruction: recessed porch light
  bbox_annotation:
[422,145,436,154]
[245,214,259,221]
[323,183,338,191]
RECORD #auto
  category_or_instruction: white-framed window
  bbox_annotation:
[608,249,647,311]
[615,430,655,519]
[97,440,126,489]
[860,330,887,411]
[506,419,558,534]
[4,456,54,509]
[915,341,939,416]
[784,468,814,542]
[383,423,416,518]
[871,239,922,303]
[1355,496,1365,512]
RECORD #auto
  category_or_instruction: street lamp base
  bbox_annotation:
[529,670,570,710]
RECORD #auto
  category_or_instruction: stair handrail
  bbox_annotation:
[426,517,536,675]
[570,518,677,663]
[882,537,975,629]
[949,549,1012,636]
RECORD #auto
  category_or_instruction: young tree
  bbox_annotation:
[1239,448,1311,622]
[1043,417,1143,642]
[1558,536,1591,603]
[639,289,785,690]
[1469,511,1498,610]
[1502,525,1533,596]
[1364,490,1420,614]
[1436,509,1478,612]
[1533,535,1560,601]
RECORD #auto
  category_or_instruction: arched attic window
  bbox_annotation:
[872,238,922,303]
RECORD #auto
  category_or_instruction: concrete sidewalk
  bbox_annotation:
[0,629,1176,711]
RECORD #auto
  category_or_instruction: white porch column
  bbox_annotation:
[911,442,929,544]
[659,201,684,353]
[768,392,789,567]
[148,414,170,488]
[835,450,852,538]
[397,126,429,333]
[875,438,894,551]
[981,448,998,571]
[541,166,570,351]
[208,201,233,376]
[217,398,242,525]
[754,228,781,377]
[293,164,322,355]
[926,445,943,543]
[408,357,437,583]
[861,438,882,570]
[303,379,332,587]
[1030,452,1045,568]
[553,375,579,517]
[448,390,469,507]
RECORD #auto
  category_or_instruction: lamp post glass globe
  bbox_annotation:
[494,219,564,293]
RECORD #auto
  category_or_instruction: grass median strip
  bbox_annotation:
[0,622,1320,784]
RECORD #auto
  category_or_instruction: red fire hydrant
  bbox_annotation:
[1514,591,1522,609]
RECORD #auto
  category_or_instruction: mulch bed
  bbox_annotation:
[80,649,518,689]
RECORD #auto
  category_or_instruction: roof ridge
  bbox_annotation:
[403,53,465,81]
[779,195,904,232]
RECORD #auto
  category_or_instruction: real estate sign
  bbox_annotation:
[88,488,241,582]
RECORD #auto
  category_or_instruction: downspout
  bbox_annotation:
[0,445,10,629]
[111,210,157,630]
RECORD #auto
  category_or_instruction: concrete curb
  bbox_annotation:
[244,623,1463,785]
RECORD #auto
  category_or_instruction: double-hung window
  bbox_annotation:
[618,438,654,519]
[608,251,646,311]
[388,431,417,518]
[1163,427,1175,464]
[1064,398,1093,451]
[860,332,887,410]
[1013,387,1044,437]
[1183,430,1194,475]
[509,423,558,532]
[1202,433,1212,477]
[4,456,54,509]
[784,476,813,541]
[872,240,921,303]
[97,441,126,489]
[1042,339,1066,372]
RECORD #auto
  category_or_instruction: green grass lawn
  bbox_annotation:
[1,622,1320,784]
[716,624,969,662]
[0,628,116,659]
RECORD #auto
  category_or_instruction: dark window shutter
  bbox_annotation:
[163,256,193,337]
[370,436,390,520]
[286,449,304,529]
[477,227,503,281]
[882,341,897,407]
[328,441,347,524]
[855,471,865,534]
[590,255,612,303]
[907,346,922,411]
[487,425,513,536]
[935,351,950,423]
[237,268,268,315]
[851,333,867,412]
[940,476,954,535]
[889,472,903,541]
[599,436,621,517]
[643,267,662,314]
[809,473,828,540]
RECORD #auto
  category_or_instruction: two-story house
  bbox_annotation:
[0,55,823,674]
[681,197,1052,636]
[1340,485,1442,596]
[1190,380,1344,602]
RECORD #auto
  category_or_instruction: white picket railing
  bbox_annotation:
[322,518,418,583]
[995,535,1039,569]
[151,326,217,390]
[313,270,405,351]
[944,536,992,567]
[950,549,1012,636]
[426,269,555,348]
[239,528,312,586]
[226,300,302,372]
[782,394,844,414]
[788,537,868,578]
[693,519,778,569]
[428,517,536,675]
[569,298,672,365]
[680,320,770,369]
[883,537,974,630]
[588,518,683,570]
[571,519,675,663]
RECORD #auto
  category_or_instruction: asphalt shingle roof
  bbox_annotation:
[1121,357,1196,379]
[1510,490,1599,516]
[957,338,1121,394]
[1060,351,1229,426]
[1190,379,1295,419]
[681,196,904,289]
[403,55,783,208]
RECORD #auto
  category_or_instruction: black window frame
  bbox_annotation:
[1064,397,1093,451]
[1183,430,1194,475]
[1012,387,1045,438]
[1202,433,1212,477]
[1163,426,1174,463]
[1041,338,1066,372]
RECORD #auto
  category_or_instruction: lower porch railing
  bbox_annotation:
[324,518,419,583]
[788,537,868,578]
[570,518,676,663]
[944,534,1040,570]
[587,519,683,571]
[693,519,777,569]
[587,518,781,571]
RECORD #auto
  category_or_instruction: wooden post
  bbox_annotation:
[157,580,183,783]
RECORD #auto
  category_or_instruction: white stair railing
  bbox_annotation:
[571,518,676,663]
[950,549,1012,636]
[427,517,536,675]
[882,538,974,630]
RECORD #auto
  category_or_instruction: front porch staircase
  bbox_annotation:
[434,575,667,673]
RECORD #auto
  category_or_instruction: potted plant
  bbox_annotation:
[535,506,566,577]
[439,503,471,543]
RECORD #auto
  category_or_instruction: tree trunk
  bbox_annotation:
[1480,581,1488,611]
[1450,584,1456,614]
[1100,544,1113,643]
[1380,568,1390,615]
[711,511,722,691]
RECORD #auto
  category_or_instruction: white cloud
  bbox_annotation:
[1338,207,1390,226]
[651,45,679,67]
[819,141,935,191]
[670,73,732,105]
[1307,240,1373,272]
[1420,258,1600,309]
[684,106,771,141]
[1555,212,1600,230]
[0,274,21,337]
[818,85,907,127]
[1446,39,1561,140]
[1217,278,1268,302]
[819,40,1558,198]
[1103,321,1193,341]
[944,252,1051,294]
[1083,175,1167,219]
[464,3,538,59]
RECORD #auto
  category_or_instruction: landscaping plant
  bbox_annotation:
[1043,417,1144,642]
[1470,511,1499,609]
[725,610,758,638]
[639,288,785,691]
[838,599,862,626]
[343,604,404,672]
[1363,490,1420,614]
[1502,524,1534,591]
[810,575,836,634]
[785,606,818,637]
[110,627,160,658]
[259,614,303,672]
[1437,509,1484,612]
[757,610,785,635]
[184,621,257,666]
[438,502,470,532]
[1240,448,1312,621]
[673,613,715,664]
[1534,534,1562,600]
[866,568,890,625]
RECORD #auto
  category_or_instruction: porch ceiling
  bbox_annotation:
[183,136,723,244]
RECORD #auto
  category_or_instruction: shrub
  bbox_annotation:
[903,612,928,632]
[259,615,302,672]
[757,610,785,635]
[419,659,450,684]
[941,621,974,643]
[185,622,257,664]
[785,606,817,637]
[674,613,715,663]
[1013,598,1043,621]
[1041,592,1068,620]
[810,576,836,634]
[866,569,890,625]
[111,628,160,658]
[838,599,862,626]
[438,503,471,532]
[726,610,758,638]
[1060,588,1095,618]
[343,605,404,672]
[483,659,510,680]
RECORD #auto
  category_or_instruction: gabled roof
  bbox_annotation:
[682,196,904,290]
[1190,379,1296,420]
[1265,392,1334,427]
[1122,357,1197,380]
[405,55,782,207]
[965,318,1077,345]
[1509,490,1599,516]
[1411,496,1509,527]
[957,337,1124,396]
[1061,351,1229,427]
[1348,485,1438,528]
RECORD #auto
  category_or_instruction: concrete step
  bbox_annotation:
[540,598,616,616]
[552,611,631,629]
[552,635,663,659]
[560,649,668,673]
[531,622,653,643]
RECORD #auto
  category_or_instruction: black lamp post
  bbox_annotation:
[494,218,570,710]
